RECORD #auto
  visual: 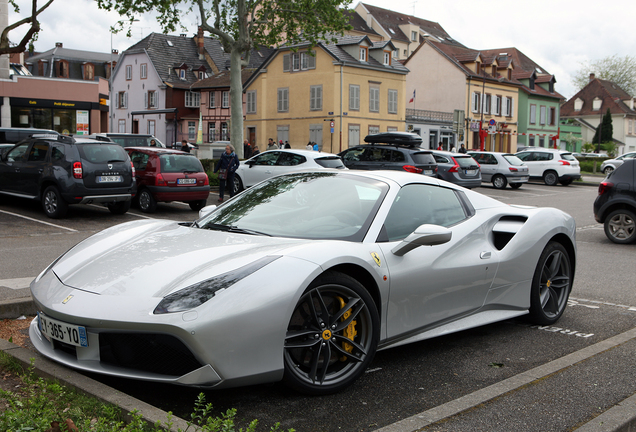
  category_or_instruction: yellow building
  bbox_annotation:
[244,35,408,153]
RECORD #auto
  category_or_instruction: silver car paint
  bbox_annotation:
[29,170,576,388]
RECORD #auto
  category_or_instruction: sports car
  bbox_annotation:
[30,170,576,395]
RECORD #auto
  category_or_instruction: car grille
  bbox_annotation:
[99,333,203,377]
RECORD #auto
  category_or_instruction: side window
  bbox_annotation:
[382,184,467,242]
[28,142,49,162]
[277,153,306,166]
[433,154,449,164]
[391,150,406,162]
[342,148,364,162]
[254,152,279,166]
[516,152,532,162]
[6,143,30,162]
[130,151,150,171]
[51,145,65,162]
[486,154,497,165]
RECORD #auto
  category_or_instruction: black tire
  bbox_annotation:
[492,175,507,189]
[528,242,572,325]
[189,199,207,211]
[42,186,68,219]
[233,175,244,195]
[603,166,614,175]
[510,183,522,189]
[543,170,558,186]
[604,209,636,244]
[108,200,131,215]
[137,189,157,213]
[283,271,379,395]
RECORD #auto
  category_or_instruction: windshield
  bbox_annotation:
[503,154,524,166]
[198,172,389,241]
[454,155,478,168]
[78,144,129,163]
[560,153,577,162]
[315,156,346,169]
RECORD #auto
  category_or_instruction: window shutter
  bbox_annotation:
[283,54,290,72]
[511,98,514,117]
[124,92,128,108]
[144,92,148,109]
[491,96,496,115]
[308,52,316,69]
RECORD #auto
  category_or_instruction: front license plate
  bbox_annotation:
[465,169,476,175]
[98,175,123,183]
[38,312,88,347]
[177,178,197,185]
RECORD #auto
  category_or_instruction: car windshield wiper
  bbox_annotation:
[204,223,271,236]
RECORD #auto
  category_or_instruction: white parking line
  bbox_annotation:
[0,209,77,232]
[86,204,155,219]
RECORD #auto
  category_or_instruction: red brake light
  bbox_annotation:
[598,181,613,195]
[156,173,166,186]
[559,160,571,166]
[448,158,460,173]
[402,165,423,174]
[73,162,83,179]
[509,167,518,172]
[131,161,135,176]
[203,174,209,185]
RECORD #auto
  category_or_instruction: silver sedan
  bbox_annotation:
[30,170,576,395]
[469,151,529,189]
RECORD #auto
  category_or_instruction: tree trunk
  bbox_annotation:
[230,47,244,158]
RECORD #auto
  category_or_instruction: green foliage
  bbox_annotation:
[582,142,596,153]
[572,54,636,95]
[578,157,609,174]
[592,109,614,147]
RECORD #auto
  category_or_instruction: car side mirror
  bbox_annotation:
[198,205,217,219]
[391,224,452,256]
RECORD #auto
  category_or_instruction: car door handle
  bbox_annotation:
[480,251,491,259]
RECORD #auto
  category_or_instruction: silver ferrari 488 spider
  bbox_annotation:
[30,170,576,394]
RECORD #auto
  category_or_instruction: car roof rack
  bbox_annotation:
[363,132,423,148]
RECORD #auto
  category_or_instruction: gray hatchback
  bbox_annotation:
[430,150,481,189]
[468,151,529,189]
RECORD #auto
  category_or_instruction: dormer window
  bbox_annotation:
[529,76,535,90]
[411,31,418,41]
[179,69,186,80]
[83,63,94,80]
[491,66,496,76]
[360,47,368,62]
[198,71,205,80]
[383,51,391,66]
[592,97,602,111]
[574,98,583,111]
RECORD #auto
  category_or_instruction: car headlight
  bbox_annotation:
[153,255,281,314]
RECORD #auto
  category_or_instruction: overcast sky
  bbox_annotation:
[9,0,636,99]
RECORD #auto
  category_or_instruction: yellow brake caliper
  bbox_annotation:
[337,297,357,361]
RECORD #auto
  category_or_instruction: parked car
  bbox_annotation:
[468,151,529,189]
[600,152,636,175]
[338,132,438,177]
[89,133,167,148]
[126,147,210,212]
[0,143,14,157]
[515,148,581,186]
[234,149,345,193]
[0,134,135,218]
[593,159,636,244]
[30,169,576,394]
[0,127,59,144]
[430,150,481,189]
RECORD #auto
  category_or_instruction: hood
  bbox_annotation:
[52,220,306,298]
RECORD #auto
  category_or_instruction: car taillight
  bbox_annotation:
[73,162,82,179]
[203,174,209,185]
[598,181,613,195]
[559,160,571,166]
[509,167,518,172]
[131,161,135,176]
[156,173,166,186]
[448,158,460,173]
[403,165,423,174]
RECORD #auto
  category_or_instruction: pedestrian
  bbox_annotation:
[450,145,456,153]
[458,143,467,154]
[150,139,157,147]
[180,139,190,153]
[284,140,291,149]
[267,138,277,151]
[313,142,319,151]
[437,142,443,150]
[306,141,313,150]
[252,145,260,156]
[214,144,240,202]
[243,139,252,159]
[279,139,284,148]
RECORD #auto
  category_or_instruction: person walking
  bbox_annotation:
[243,139,252,159]
[252,145,260,156]
[284,141,291,149]
[267,138,277,151]
[306,141,313,150]
[313,142,319,151]
[458,143,467,154]
[180,139,190,153]
[437,142,443,150]
[214,144,240,202]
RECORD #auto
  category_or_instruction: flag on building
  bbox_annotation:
[409,89,416,104]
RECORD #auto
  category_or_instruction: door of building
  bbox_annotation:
[309,124,323,151]
[348,124,360,150]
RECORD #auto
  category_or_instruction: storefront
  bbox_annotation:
[9,98,94,135]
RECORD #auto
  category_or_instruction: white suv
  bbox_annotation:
[515,148,581,186]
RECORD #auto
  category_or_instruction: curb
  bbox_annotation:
[0,336,191,431]
[0,297,36,319]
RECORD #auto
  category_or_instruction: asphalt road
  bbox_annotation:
[1,180,635,431]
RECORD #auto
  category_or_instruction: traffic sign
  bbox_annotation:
[489,119,496,126]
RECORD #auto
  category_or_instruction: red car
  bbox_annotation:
[126,147,210,213]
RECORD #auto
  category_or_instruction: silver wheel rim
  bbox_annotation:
[44,191,57,214]
[139,191,150,210]
[608,213,636,241]
[493,176,505,188]
[604,167,614,174]
[545,172,557,185]
[539,249,570,319]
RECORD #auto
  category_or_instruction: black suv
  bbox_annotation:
[0,134,136,218]
[593,159,636,244]
[338,132,437,176]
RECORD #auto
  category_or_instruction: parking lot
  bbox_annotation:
[1,180,635,431]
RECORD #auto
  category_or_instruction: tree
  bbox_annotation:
[592,108,613,152]
[572,55,636,96]
[97,0,352,157]
[0,0,55,55]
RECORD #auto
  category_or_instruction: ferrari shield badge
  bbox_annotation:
[62,295,73,304]
[371,252,381,267]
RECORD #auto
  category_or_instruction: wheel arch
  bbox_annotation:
[324,263,382,321]
[549,233,576,283]
[598,202,636,223]
[39,180,60,201]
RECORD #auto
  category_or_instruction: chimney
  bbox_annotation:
[589,73,595,81]
[55,42,63,48]
[112,49,118,55]
[197,26,204,59]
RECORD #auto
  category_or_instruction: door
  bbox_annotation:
[248,127,256,148]
[348,125,360,149]
[21,141,50,197]
[240,151,280,187]
[0,143,32,195]
[377,184,498,338]
[277,126,289,146]
[309,124,323,151]
[132,120,139,134]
